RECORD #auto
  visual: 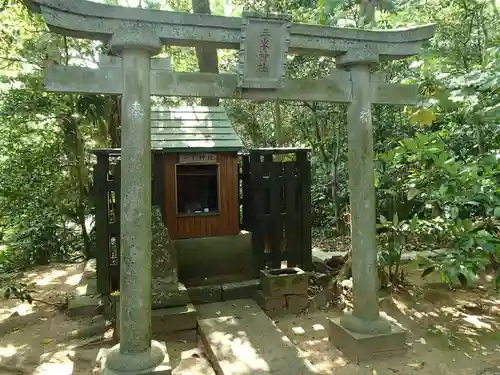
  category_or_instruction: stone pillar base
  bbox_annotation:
[328,317,407,362]
[98,341,171,375]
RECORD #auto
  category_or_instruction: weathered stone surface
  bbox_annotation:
[260,268,308,297]
[152,304,197,334]
[328,317,406,362]
[285,294,309,314]
[116,48,155,357]
[157,328,197,343]
[99,341,171,375]
[478,369,500,375]
[151,282,189,309]
[187,284,222,304]
[198,299,318,375]
[151,206,177,285]
[67,294,101,317]
[25,1,436,59]
[239,12,291,89]
[116,304,197,339]
[222,279,260,301]
[176,231,254,281]
[45,64,418,105]
[254,290,286,317]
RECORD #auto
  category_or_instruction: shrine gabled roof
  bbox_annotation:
[150,106,243,152]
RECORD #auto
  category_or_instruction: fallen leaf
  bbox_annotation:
[42,338,52,344]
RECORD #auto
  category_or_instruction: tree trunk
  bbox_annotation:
[61,114,92,259]
[191,0,219,107]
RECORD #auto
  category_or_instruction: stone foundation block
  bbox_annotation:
[152,304,197,334]
[328,317,407,362]
[116,304,197,339]
[187,284,222,304]
[222,279,260,301]
[260,268,308,297]
[157,329,197,343]
[67,294,102,317]
[152,282,190,308]
[98,341,171,375]
[254,290,286,317]
[286,294,309,314]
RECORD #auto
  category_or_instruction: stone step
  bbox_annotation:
[187,279,261,304]
[197,299,318,375]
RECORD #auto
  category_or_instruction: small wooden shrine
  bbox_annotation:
[152,106,243,240]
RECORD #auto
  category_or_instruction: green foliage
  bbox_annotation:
[0,0,498,292]
[2,278,32,304]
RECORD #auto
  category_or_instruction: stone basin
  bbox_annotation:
[260,267,308,297]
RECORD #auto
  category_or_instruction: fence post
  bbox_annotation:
[296,150,312,271]
[94,152,111,295]
[250,151,265,275]
[240,154,251,230]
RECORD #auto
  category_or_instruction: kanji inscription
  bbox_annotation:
[239,13,291,89]
[257,29,271,73]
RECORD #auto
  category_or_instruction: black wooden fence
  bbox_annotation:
[92,149,165,295]
[238,148,312,274]
[92,148,312,295]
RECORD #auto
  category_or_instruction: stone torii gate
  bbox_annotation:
[24,0,435,373]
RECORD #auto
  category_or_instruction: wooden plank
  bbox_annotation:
[152,154,164,210]
[284,162,299,267]
[241,155,252,231]
[197,299,318,375]
[153,105,227,113]
[151,133,238,141]
[296,151,312,271]
[113,161,121,276]
[94,153,111,295]
[151,127,235,135]
[151,139,243,150]
[250,151,265,275]
[163,153,240,239]
[151,111,229,121]
[151,121,231,129]
[269,162,282,269]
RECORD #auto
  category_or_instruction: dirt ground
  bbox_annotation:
[0,263,499,375]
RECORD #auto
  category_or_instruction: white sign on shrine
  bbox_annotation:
[178,153,217,164]
[238,12,291,89]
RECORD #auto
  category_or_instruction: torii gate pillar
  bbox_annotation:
[327,49,407,361]
[101,32,172,375]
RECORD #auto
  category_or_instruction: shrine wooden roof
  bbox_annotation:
[150,106,243,152]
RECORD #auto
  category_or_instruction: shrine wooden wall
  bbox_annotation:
[163,152,240,240]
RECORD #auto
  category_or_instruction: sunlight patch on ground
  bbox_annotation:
[209,330,270,374]
[312,324,325,331]
[35,350,75,375]
[0,343,29,368]
[461,314,492,331]
[33,269,70,286]
[292,326,306,335]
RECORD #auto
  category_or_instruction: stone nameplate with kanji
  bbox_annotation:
[239,12,291,89]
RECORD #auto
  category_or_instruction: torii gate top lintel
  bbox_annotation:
[24,0,435,60]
